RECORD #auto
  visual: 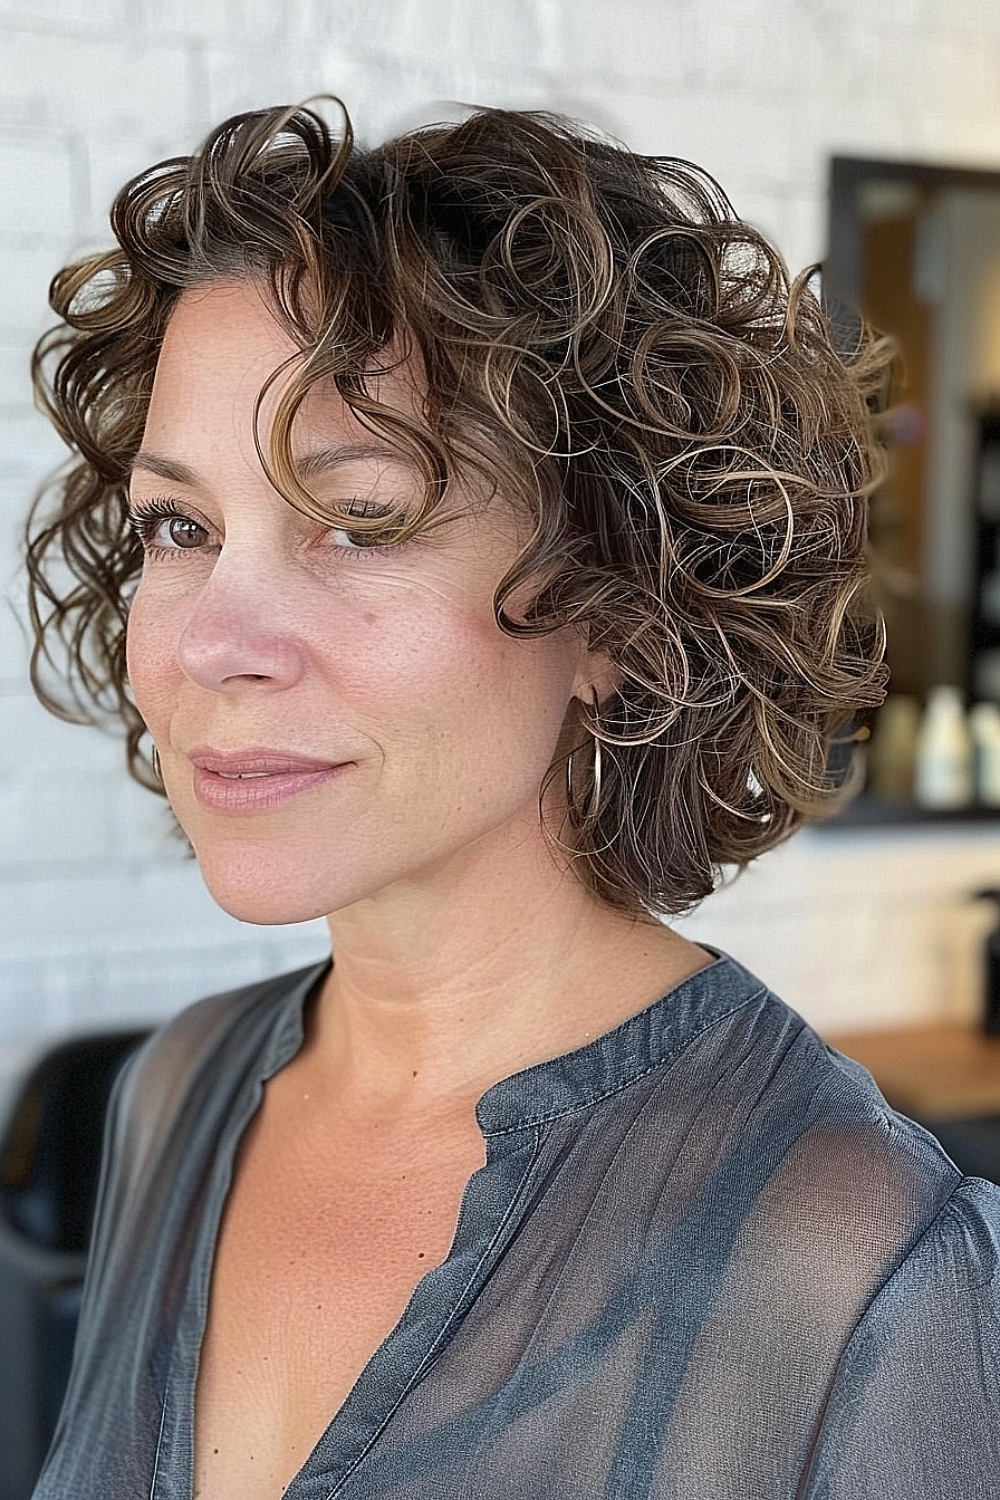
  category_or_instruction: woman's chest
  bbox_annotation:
[192,1102,485,1500]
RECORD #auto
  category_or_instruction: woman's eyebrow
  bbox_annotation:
[296,443,407,480]
[128,442,405,487]
[129,450,199,485]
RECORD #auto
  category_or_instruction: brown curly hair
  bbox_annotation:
[24,99,890,919]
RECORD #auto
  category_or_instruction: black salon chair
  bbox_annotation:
[0,1030,149,1500]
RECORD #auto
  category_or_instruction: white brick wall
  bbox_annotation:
[4,0,1000,1056]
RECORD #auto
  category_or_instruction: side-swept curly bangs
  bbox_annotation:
[24,98,890,919]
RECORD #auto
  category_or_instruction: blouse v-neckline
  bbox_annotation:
[152,948,751,1500]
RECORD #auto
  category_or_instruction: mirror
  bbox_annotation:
[826,157,1000,815]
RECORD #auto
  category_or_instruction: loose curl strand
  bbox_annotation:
[24,99,891,914]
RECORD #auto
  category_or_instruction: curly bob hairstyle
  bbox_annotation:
[24,99,890,920]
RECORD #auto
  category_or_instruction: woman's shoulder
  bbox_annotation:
[798,1173,1000,1495]
[105,958,327,1187]
[660,954,996,1294]
[655,961,1000,1474]
[693,956,970,1197]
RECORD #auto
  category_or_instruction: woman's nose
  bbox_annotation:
[175,553,306,694]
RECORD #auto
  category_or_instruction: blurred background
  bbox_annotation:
[3,4,1000,1113]
[5,3,1000,1492]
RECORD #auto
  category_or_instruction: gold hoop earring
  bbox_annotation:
[151,744,162,782]
[566,708,603,823]
[590,733,603,815]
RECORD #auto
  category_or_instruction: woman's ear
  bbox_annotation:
[572,648,622,712]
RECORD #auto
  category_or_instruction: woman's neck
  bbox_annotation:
[310,825,710,1119]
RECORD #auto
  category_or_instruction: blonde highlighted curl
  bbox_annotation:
[24,100,890,919]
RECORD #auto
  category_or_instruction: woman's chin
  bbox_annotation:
[203,881,331,927]
[193,845,342,927]
[209,890,327,927]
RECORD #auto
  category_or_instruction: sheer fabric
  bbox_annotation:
[32,950,1000,1499]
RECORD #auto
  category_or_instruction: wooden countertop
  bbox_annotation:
[824,1023,1000,1120]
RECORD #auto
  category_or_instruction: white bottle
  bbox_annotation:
[969,702,1000,806]
[914,686,973,809]
[867,694,920,801]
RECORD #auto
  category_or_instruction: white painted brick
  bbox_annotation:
[943,0,1000,33]
[0,764,115,870]
[677,825,1000,1031]
[0,859,328,1045]
[222,0,315,49]
[364,65,566,146]
[0,39,193,242]
[0,245,61,332]
[82,132,183,246]
[381,0,548,76]
[0,583,64,697]
[1,863,238,958]
[140,0,236,43]
[0,135,75,239]
[916,106,1000,169]
[0,34,191,139]
[776,190,827,283]
[0,336,38,408]
[205,25,401,131]
[0,410,67,495]
[553,1,696,86]
[0,0,130,26]
[0,691,126,778]
[0,601,30,684]
[305,0,409,57]
[203,47,359,132]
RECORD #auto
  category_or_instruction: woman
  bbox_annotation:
[24,101,999,1500]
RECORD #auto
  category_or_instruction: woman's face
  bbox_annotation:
[126,281,601,925]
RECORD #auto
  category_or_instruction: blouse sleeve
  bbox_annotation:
[801,1175,1000,1499]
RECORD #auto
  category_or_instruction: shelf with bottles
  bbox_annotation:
[820,686,1000,829]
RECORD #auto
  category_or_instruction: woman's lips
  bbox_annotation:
[186,747,349,813]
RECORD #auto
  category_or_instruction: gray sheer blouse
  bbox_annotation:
[32,949,1000,1499]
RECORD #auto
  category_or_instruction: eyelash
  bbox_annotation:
[127,499,206,560]
[125,497,412,562]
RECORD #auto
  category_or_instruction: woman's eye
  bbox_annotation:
[328,499,408,556]
[160,516,207,549]
[127,502,210,554]
[330,525,403,553]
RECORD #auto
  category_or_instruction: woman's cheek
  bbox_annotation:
[125,584,179,732]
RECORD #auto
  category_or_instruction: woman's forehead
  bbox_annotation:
[149,281,425,456]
